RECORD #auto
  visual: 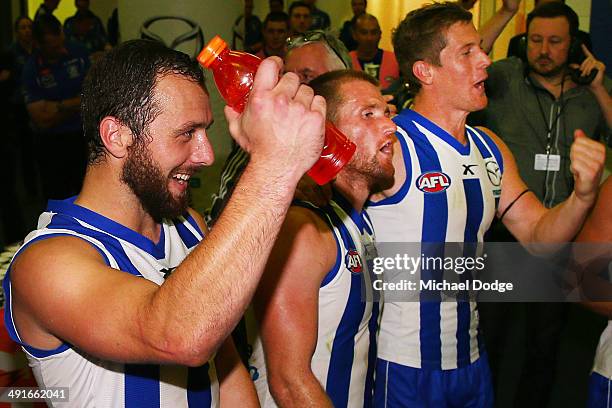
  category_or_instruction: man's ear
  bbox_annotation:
[413,60,433,86]
[99,116,133,159]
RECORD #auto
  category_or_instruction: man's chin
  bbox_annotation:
[531,64,564,78]
[370,172,395,194]
[145,193,190,222]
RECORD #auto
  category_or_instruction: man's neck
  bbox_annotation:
[529,69,575,99]
[412,93,469,144]
[75,163,162,243]
[333,174,370,213]
[357,47,378,61]
[17,39,32,53]
[264,46,284,57]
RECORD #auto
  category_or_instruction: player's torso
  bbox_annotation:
[249,195,379,407]
[367,109,503,369]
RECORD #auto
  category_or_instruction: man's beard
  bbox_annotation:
[121,143,190,222]
[346,152,395,194]
[530,56,566,78]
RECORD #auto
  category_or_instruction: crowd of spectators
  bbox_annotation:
[0,0,112,247]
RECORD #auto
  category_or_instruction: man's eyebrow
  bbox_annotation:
[175,120,213,134]
[359,101,386,111]
[461,41,478,50]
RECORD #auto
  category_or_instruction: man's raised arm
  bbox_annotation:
[10,57,325,367]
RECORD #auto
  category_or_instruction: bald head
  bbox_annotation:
[284,41,346,83]
[353,13,381,54]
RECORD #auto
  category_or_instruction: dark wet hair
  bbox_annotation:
[81,39,205,164]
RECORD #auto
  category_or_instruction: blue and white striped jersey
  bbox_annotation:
[367,109,504,370]
[248,192,379,407]
[593,320,612,379]
[3,198,220,407]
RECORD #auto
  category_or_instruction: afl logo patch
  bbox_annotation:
[345,249,363,274]
[416,171,451,193]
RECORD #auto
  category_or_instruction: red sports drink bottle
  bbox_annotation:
[197,35,356,185]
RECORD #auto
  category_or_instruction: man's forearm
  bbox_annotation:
[479,5,517,54]
[141,161,302,366]
[270,373,333,408]
[29,97,81,129]
[216,338,259,407]
[531,192,593,244]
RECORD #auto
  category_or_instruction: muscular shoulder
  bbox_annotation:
[9,236,110,332]
[285,205,336,246]
[12,235,108,287]
[475,126,509,156]
[276,205,338,274]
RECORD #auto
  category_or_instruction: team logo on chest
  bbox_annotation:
[345,249,363,274]
[416,171,451,193]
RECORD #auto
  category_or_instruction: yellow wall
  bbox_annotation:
[489,0,534,61]
[369,0,480,52]
[28,0,76,22]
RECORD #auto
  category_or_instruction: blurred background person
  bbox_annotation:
[458,0,479,10]
[256,12,290,58]
[303,0,330,30]
[269,0,284,13]
[285,29,352,84]
[23,16,89,202]
[288,1,312,36]
[0,16,37,245]
[349,13,399,90]
[233,0,263,54]
[107,8,119,47]
[507,0,592,60]
[34,0,60,22]
[63,0,109,61]
[339,0,366,52]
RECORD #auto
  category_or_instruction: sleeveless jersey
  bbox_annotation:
[593,321,612,379]
[3,198,220,407]
[247,192,379,407]
[367,109,504,370]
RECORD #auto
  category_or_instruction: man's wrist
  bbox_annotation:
[589,82,609,97]
[248,154,309,188]
[572,190,597,211]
